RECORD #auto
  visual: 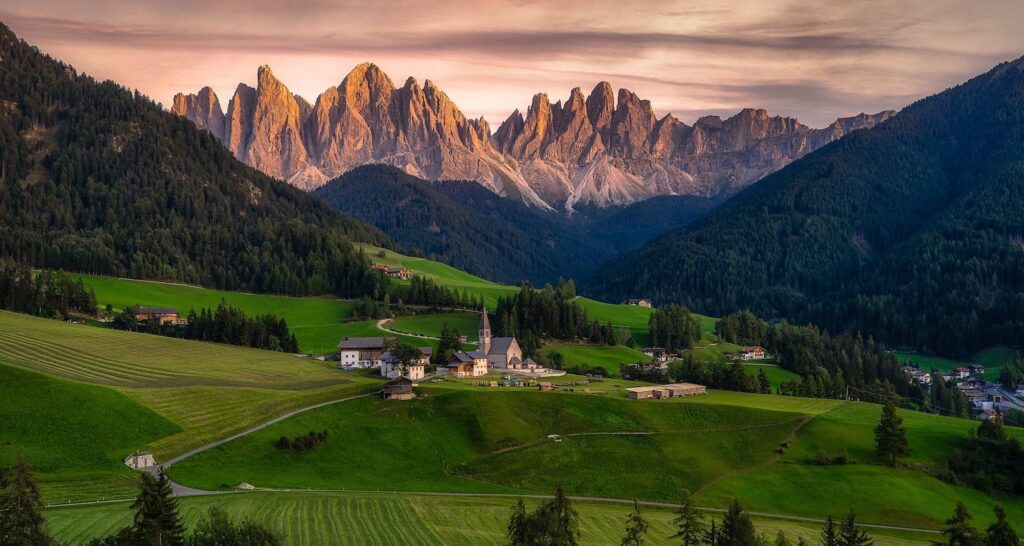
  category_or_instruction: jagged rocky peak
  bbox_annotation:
[172,64,896,209]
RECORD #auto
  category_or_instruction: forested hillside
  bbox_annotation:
[0,24,388,296]
[314,165,715,283]
[587,56,1024,357]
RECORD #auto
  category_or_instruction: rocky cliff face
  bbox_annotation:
[172,64,895,210]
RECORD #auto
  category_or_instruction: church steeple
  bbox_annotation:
[478,307,491,354]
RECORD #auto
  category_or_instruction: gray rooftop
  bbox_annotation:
[337,337,391,350]
[489,337,516,355]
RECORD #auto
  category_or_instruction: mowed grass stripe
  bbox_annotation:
[0,330,177,384]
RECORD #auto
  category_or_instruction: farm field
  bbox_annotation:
[166,384,1024,531]
[80,274,356,353]
[44,491,938,546]
[0,310,382,499]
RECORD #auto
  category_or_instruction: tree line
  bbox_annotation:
[648,304,702,353]
[112,302,300,353]
[0,261,97,319]
[494,281,626,356]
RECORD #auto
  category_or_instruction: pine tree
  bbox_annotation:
[704,518,719,546]
[874,401,910,466]
[940,502,981,546]
[131,469,185,546]
[773,530,790,546]
[622,500,649,546]
[507,498,530,546]
[838,511,872,546]
[984,505,1017,546]
[669,490,705,546]
[718,499,756,546]
[820,516,839,546]
[534,484,579,546]
[0,454,53,546]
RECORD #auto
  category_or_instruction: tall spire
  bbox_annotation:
[479,307,491,355]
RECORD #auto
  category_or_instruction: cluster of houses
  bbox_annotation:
[900,364,985,386]
[338,310,558,398]
[370,263,412,280]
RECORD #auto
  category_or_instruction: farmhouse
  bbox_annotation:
[641,347,667,361]
[382,377,416,400]
[627,383,706,400]
[386,267,412,280]
[736,346,766,360]
[622,298,652,308]
[337,337,394,368]
[447,350,488,377]
[124,451,155,469]
[135,307,181,325]
[477,309,525,369]
[378,351,426,381]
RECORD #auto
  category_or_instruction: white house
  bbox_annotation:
[378,348,430,381]
[124,451,155,469]
[337,337,393,368]
[447,350,488,377]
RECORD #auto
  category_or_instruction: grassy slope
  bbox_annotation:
[893,346,1020,382]
[540,342,649,371]
[81,274,356,354]
[0,310,381,499]
[44,491,937,546]
[0,363,179,501]
[388,312,481,341]
[167,385,1024,531]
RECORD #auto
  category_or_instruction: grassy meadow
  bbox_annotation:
[44,491,939,546]
[0,310,382,500]
[80,274,356,354]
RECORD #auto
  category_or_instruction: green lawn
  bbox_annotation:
[742,363,800,389]
[80,274,356,354]
[0,363,180,502]
[44,491,939,546]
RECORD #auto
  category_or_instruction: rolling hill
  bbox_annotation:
[587,55,1024,358]
[314,164,716,284]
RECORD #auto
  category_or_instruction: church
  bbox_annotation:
[478,308,535,370]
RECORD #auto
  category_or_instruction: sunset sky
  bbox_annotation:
[3,0,1023,127]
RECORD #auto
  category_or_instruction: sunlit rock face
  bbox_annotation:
[173,65,895,210]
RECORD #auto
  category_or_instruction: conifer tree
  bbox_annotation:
[704,518,719,546]
[669,490,705,546]
[838,511,872,546]
[0,454,53,546]
[874,401,910,466]
[131,469,185,546]
[820,516,839,546]
[507,498,530,546]
[621,500,648,546]
[940,502,981,546]
[773,530,790,546]
[718,499,755,546]
[983,506,1017,546]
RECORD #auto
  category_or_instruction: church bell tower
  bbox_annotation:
[478,307,491,354]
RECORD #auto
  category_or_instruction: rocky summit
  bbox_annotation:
[173,64,894,210]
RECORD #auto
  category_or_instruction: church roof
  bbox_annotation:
[490,337,517,355]
[479,308,490,332]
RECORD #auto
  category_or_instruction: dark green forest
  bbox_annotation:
[313,165,715,284]
[0,24,388,297]
[588,56,1024,358]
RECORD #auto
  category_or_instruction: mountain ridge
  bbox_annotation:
[173,64,894,210]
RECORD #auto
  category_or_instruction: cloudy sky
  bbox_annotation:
[2,0,1022,127]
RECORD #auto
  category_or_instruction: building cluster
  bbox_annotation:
[622,298,652,308]
[338,309,558,398]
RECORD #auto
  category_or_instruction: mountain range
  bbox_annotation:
[587,55,1024,358]
[172,64,894,211]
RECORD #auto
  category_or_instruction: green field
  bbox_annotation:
[388,312,481,341]
[0,310,382,500]
[80,274,356,354]
[0,363,180,502]
[540,342,649,372]
[44,491,938,546]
